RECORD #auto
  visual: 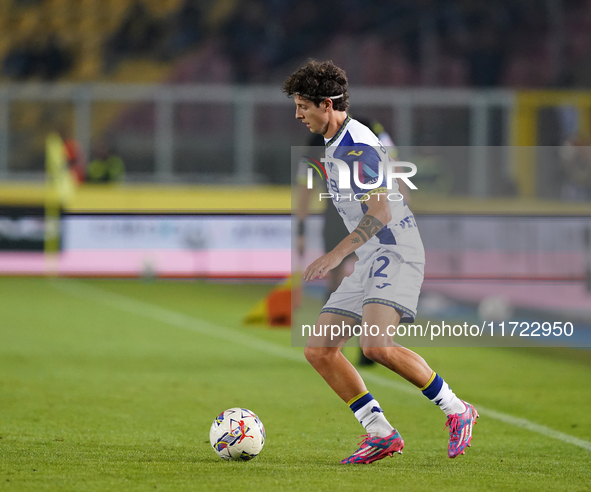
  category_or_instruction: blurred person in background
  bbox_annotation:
[87,139,125,184]
[157,0,205,61]
[560,137,591,201]
[37,34,73,81]
[103,0,162,73]
[1,37,38,80]
[222,0,269,82]
[464,21,507,86]
[410,140,453,195]
[2,33,72,81]
[59,128,86,184]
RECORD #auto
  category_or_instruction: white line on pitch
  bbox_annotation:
[52,279,591,453]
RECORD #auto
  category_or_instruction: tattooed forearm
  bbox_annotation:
[351,214,384,244]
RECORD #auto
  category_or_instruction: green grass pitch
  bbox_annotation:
[1,277,590,491]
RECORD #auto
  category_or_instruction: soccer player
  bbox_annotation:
[296,118,399,367]
[283,60,478,464]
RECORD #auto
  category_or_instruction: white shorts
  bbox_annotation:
[321,249,424,323]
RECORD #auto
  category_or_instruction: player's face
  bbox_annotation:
[294,95,329,135]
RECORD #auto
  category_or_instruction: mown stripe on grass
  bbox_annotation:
[52,279,591,453]
[51,279,303,363]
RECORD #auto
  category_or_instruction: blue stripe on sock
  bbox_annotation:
[349,392,374,413]
[421,374,444,400]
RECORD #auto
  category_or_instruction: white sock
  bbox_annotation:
[421,373,466,416]
[433,382,466,416]
[353,398,394,437]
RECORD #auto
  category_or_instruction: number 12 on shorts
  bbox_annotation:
[369,256,390,278]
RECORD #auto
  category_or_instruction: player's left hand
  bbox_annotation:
[303,251,344,282]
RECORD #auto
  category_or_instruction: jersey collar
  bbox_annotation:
[325,115,351,148]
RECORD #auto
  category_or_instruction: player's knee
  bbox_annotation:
[304,346,339,366]
[361,346,387,364]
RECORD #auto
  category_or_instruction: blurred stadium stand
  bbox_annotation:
[2,0,591,87]
[0,0,591,199]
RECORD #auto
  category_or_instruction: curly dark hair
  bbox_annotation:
[282,60,349,111]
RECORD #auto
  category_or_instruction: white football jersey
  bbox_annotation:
[323,116,425,264]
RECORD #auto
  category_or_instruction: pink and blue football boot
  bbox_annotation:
[445,400,478,458]
[341,429,404,465]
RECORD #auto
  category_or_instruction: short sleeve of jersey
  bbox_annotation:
[333,141,385,195]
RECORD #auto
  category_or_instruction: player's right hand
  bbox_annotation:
[303,251,343,282]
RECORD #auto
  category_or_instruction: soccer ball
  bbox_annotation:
[209,408,265,461]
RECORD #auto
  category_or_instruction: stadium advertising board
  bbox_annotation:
[0,206,48,252]
[0,214,292,277]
